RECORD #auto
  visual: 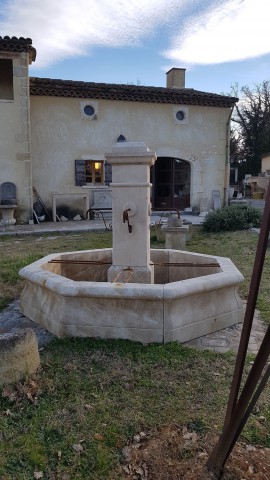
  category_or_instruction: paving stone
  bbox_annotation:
[210,346,232,354]
[0,300,54,347]
[201,337,230,348]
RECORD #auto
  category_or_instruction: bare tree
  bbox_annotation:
[230,81,270,178]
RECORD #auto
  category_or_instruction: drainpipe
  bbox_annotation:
[224,107,234,206]
[27,80,34,224]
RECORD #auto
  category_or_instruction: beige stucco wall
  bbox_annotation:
[30,95,231,216]
[0,52,32,222]
[262,155,270,173]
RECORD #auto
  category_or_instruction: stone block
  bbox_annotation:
[0,329,40,386]
[16,153,30,162]
[162,225,189,250]
[13,66,23,77]
[20,97,28,108]
[14,133,28,143]
[107,264,154,284]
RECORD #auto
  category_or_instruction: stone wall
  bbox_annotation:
[0,51,33,223]
[30,95,231,214]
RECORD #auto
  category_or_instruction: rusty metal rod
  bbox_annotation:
[223,363,270,468]
[206,184,270,476]
[152,208,181,219]
[48,259,219,267]
[224,184,270,428]
[207,325,270,476]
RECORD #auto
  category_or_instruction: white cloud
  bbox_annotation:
[164,0,270,65]
[1,0,269,69]
[0,0,191,67]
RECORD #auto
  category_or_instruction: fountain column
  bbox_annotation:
[105,142,156,284]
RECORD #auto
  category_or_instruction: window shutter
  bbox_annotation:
[75,160,86,186]
[104,160,112,185]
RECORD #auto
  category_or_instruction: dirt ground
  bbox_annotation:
[120,424,270,480]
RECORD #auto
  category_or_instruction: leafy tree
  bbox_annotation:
[230,81,270,178]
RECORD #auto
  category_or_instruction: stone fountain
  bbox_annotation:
[19,143,243,343]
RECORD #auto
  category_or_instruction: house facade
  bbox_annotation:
[261,153,270,173]
[0,36,238,223]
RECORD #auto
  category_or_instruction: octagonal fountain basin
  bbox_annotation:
[19,248,243,344]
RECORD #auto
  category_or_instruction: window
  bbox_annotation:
[80,100,98,120]
[176,110,185,121]
[173,105,189,124]
[85,160,103,183]
[75,160,104,185]
[0,59,13,100]
[84,105,95,117]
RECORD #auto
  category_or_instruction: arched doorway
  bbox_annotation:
[151,157,191,210]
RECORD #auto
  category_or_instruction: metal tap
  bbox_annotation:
[123,208,132,233]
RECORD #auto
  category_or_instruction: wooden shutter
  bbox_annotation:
[104,160,112,185]
[75,160,86,186]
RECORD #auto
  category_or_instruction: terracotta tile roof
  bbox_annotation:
[30,77,237,107]
[0,36,36,63]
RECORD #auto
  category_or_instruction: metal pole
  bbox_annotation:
[207,184,270,476]
[224,184,270,427]
[207,326,270,475]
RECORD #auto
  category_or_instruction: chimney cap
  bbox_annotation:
[166,67,186,75]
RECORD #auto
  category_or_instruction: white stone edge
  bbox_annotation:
[19,248,243,301]
[19,250,163,300]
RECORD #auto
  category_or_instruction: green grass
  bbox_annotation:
[0,229,270,479]
[1,338,269,479]
[186,227,270,323]
[0,340,241,479]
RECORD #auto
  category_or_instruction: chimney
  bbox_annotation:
[166,68,186,89]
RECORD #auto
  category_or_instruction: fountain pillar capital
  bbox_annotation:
[105,142,156,167]
[105,142,156,284]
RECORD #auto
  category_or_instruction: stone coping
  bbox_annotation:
[19,248,244,300]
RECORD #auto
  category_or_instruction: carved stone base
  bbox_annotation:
[0,205,17,226]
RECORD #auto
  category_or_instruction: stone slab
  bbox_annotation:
[92,189,112,209]
[0,182,17,205]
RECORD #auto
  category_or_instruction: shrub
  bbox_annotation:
[202,205,262,232]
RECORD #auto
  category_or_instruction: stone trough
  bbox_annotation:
[19,248,243,344]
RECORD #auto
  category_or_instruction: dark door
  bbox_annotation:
[152,157,190,210]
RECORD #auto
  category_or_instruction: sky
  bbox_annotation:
[0,0,269,95]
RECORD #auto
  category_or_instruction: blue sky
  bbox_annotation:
[0,0,269,95]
